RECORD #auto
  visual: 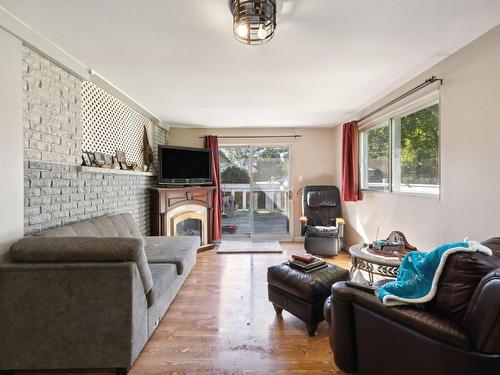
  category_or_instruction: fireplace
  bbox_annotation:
[165,204,208,246]
[150,186,216,250]
[171,209,206,245]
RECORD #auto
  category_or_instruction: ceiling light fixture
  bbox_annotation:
[231,0,277,45]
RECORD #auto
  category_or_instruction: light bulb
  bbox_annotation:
[257,23,266,40]
[236,23,248,38]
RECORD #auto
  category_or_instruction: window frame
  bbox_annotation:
[359,93,440,198]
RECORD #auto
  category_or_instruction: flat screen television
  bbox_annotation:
[158,145,212,185]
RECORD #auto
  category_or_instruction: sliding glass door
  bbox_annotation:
[219,145,291,240]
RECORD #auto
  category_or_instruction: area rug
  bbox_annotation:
[217,240,282,254]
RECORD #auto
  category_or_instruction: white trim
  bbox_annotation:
[0,6,89,80]
[382,241,492,306]
[77,166,155,177]
[0,6,161,125]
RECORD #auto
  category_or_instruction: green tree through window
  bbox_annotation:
[400,104,439,185]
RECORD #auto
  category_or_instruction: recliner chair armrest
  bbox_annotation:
[463,268,500,354]
[300,216,308,236]
[335,218,345,240]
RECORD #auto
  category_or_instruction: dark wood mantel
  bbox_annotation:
[150,186,216,249]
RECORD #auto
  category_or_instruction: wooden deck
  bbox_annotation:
[222,211,289,236]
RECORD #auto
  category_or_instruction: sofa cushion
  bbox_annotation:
[306,225,338,238]
[10,236,154,298]
[144,236,199,275]
[34,213,141,238]
[147,263,178,307]
[427,238,500,326]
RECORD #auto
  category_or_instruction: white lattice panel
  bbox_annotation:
[82,81,153,164]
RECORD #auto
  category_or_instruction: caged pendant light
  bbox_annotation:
[231,0,277,45]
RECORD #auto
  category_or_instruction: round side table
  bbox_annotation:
[349,243,401,285]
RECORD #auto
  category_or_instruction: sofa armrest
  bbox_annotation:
[0,261,149,370]
[330,282,358,373]
[463,268,500,354]
[10,236,153,297]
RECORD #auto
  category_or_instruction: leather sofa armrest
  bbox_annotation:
[463,268,500,354]
[330,282,358,373]
[331,282,471,354]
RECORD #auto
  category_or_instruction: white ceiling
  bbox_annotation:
[1,0,500,128]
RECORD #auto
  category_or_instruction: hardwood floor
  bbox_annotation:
[131,243,350,375]
[19,243,352,375]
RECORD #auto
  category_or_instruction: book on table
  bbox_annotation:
[298,263,328,273]
[289,258,327,271]
[291,253,316,263]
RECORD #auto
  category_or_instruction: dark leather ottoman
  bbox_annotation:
[267,262,349,335]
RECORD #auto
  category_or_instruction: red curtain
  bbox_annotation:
[342,121,362,202]
[203,135,222,241]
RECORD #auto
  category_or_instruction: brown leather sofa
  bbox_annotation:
[324,238,500,375]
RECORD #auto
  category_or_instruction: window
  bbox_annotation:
[360,98,439,196]
[360,120,390,192]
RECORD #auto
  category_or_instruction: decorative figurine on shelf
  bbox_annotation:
[142,125,157,174]
[81,152,92,167]
[112,156,121,170]
[368,230,416,258]
[115,149,127,170]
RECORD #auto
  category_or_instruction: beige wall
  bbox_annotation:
[333,25,500,250]
[169,127,336,239]
[0,29,24,253]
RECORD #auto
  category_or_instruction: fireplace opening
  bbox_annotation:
[176,218,202,240]
[168,206,207,246]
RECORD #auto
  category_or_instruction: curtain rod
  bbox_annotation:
[357,76,443,123]
[198,135,302,139]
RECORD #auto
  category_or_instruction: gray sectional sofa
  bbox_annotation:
[0,213,199,373]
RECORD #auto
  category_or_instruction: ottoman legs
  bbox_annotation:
[273,304,283,315]
[306,323,319,336]
[268,285,325,336]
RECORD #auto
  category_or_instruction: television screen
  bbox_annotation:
[158,146,212,185]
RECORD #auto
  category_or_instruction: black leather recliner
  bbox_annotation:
[323,237,500,375]
[300,186,344,257]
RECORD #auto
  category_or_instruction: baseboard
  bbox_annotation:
[198,244,214,252]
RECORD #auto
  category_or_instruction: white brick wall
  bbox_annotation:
[21,46,163,236]
[23,46,82,165]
